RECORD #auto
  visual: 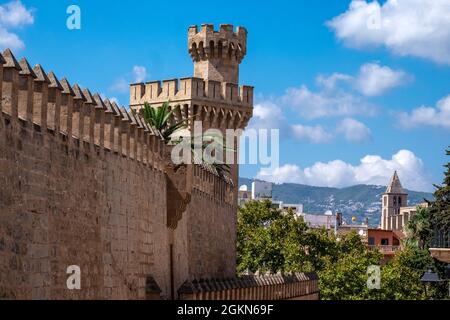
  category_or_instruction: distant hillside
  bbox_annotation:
[239,177,433,227]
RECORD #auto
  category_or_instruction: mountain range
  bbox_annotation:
[238,177,433,227]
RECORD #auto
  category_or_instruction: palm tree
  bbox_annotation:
[176,131,233,178]
[140,101,187,142]
[140,101,234,178]
[405,206,433,249]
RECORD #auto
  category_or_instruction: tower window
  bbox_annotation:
[393,197,397,206]
[398,197,402,206]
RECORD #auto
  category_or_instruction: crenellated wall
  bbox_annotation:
[188,24,247,84]
[0,49,237,299]
[130,78,253,113]
[178,273,319,300]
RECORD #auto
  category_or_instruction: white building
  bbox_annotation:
[238,180,304,215]
[251,180,273,200]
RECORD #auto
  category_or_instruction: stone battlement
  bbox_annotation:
[188,24,247,64]
[1,49,236,186]
[1,49,168,169]
[178,273,319,300]
[130,77,253,109]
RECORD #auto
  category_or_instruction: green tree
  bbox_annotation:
[237,200,310,273]
[405,206,433,249]
[236,198,448,300]
[429,147,450,229]
[380,246,430,300]
[302,228,339,271]
[318,232,382,300]
[140,101,187,142]
[140,102,232,177]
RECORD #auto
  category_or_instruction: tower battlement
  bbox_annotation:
[130,24,253,132]
[130,77,253,108]
[188,24,247,63]
[188,24,247,84]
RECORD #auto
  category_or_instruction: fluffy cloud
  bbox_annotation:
[281,62,408,119]
[249,97,374,144]
[399,94,450,129]
[318,62,409,97]
[0,28,24,50]
[250,101,285,131]
[316,73,353,90]
[0,1,34,51]
[327,0,450,65]
[291,124,332,143]
[249,101,334,144]
[281,85,375,119]
[337,118,372,142]
[257,149,431,192]
[110,65,148,93]
[355,63,409,96]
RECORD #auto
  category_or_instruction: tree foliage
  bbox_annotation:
[140,101,187,142]
[405,206,433,249]
[237,199,447,300]
[318,233,382,300]
[237,200,310,273]
[429,147,450,229]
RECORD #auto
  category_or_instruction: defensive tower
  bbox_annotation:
[129,24,253,133]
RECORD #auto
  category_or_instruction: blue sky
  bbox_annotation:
[1,0,449,192]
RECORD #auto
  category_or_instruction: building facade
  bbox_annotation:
[381,171,426,231]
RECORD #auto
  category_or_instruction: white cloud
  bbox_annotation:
[291,124,332,143]
[327,0,450,65]
[257,149,431,192]
[132,65,147,83]
[317,62,409,97]
[316,73,353,90]
[249,101,333,144]
[110,65,148,93]
[0,1,34,51]
[250,101,285,130]
[355,63,409,96]
[0,27,24,50]
[337,118,372,142]
[281,84,375,119]
[399,94,450,129]
[0,0,33,27]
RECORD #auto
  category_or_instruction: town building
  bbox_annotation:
[367,229,404,262]
[238,180,304,215]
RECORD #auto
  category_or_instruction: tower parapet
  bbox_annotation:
[188,24,247,84]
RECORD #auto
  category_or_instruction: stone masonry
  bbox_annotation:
[0,24,319,300]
